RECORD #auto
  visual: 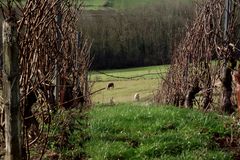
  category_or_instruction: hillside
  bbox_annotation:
[83,0,193,9]
[81,0,194,69]
[83,0,160,9]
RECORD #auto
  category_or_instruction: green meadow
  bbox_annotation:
[83,0,193,9]
[85,65,239,160]
[85,104,238,159]
[90,65,167,104]
[83,0,160,9]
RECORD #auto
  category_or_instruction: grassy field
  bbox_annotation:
[2,0,193,9]
[85,104,239,159]
[90,65,167,104]
[83,0,193,9]
[83,0,159,9]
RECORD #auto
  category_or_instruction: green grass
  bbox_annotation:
[44,109,89,159]
[92,79,159,103]
[108,0,160,9]
[83,0,160,9]
[90,65,166,81]
[85,104,237,160]
[83,0,193,10]
[90,65,167,104]
[83,0,106,6]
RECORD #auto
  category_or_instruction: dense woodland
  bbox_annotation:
[81,0,194,69]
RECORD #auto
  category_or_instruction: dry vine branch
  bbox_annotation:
[156,0,240,112]
[1,0,92,159]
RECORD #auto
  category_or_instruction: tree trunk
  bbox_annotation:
[3,19,21,160]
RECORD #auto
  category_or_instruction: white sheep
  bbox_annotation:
[134,93,140,102]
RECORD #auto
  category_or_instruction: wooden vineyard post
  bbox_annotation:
[54,0,62,105]
[2,18,22,159]
[221,0,235,113]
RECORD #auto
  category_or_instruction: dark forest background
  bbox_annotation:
[0,1,195,70]
[80,0,195,69]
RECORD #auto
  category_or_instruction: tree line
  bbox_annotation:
[81,0,194,69]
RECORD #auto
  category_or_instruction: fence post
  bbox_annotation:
[221,0,235,113]
[54,0,62,105]
[2,18,21,160]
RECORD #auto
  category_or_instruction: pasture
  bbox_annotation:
[83,0,193,9]
[90,65,167,104]
[83,0,159,9]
